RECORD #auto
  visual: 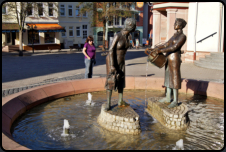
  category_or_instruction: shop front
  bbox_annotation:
[23,23,66,50]
[2,23,25,47]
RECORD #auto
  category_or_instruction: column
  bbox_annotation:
[152,10,161,48]
[166,9,178,40]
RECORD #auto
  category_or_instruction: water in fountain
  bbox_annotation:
[86,93,95,106]
[61,119,70,137]
[11,90,224,150]
[172,139,184,150]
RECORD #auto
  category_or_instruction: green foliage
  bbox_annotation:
[77,2,136,27]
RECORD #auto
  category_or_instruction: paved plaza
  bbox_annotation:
[2,48,224,97]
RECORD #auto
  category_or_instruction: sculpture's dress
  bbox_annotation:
[105,32,131,91]
[159,31,186,89]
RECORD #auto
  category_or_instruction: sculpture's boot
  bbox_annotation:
[159,87,171,103]
[118,89,130,107]
[168,89,178,108]
[104,90,112,111]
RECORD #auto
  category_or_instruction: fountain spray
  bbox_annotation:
[172,139,184,150]
[62,119,70,135]
[86,93,95,106]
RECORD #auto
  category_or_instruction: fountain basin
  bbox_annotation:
[2,77,224,150]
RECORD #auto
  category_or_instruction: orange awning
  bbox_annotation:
[26,23,66,32]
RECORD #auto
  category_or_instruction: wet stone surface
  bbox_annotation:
[146,97,189,130]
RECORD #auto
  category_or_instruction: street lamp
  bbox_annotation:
[27,24,37,53]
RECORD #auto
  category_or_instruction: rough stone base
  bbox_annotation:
[97,100,141,135]
[146,97,189,130]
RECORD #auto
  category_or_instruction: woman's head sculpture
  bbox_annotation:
[175,18,187,29]
[123,18,136,32]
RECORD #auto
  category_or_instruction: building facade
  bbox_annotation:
[2,2,64,51]
[2,2,94,51]
[58,2,93,49]
[92,2,144,48]
[151,2,224,62]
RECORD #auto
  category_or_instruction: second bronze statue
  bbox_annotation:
[146,18,187,108]
[104,18,136,111]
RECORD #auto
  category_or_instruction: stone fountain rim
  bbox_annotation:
[2,77,224,150]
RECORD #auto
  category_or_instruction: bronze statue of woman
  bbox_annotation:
[104,18,136,111]
[154,18,187,108]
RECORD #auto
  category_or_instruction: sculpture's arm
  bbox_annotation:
[155,37,173,49]
[156,42,168,49]
[108,34,119,73]
[160,35,186,53]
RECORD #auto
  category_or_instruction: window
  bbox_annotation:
[98,12,102,21]
[61,26,66,37]
[76,26,80,37]
[75,6,80,17]
[122,3,126,9]
[97,31,103,46]
[28,31,40,44]
[38,3,43,16]
[2,5,6,14]
[115,16,119,25]
[127,4,131,10]
[45,32,55,43]
[83,11,87,17]
[108,19,113,26]
[122,3,131,10]
[82,25,87,39]
[48,3,53,16]
[69,26,74,37]
[135,13,139,22]
[6,33,10,43]
[27,3,33,16]
[60,4,65,16]
[122,17,126,25]
[68,5,73,17]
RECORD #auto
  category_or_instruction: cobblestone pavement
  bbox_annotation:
[2,48,224,97]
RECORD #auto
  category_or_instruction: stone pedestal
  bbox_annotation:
[146,97,189,130]
[97,100,141,135]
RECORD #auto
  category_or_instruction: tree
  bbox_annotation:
[2,2,58,56]
[77,2,136,51]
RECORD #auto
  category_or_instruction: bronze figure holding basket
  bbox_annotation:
[145,18,187,108]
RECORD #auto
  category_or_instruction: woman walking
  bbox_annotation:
[82,36,96,79]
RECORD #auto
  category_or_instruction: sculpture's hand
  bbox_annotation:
[145,48,154,55]
[156,49,162,54]
[153,48,161,54]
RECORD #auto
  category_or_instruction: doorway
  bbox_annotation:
[134,30,140,43]
[12,32,16,45]
[97,31,103,46]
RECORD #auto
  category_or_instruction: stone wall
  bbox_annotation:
[146,97,189,130]
[97,100,141,135]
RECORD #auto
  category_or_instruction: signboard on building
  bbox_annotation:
[136,2,144,8]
